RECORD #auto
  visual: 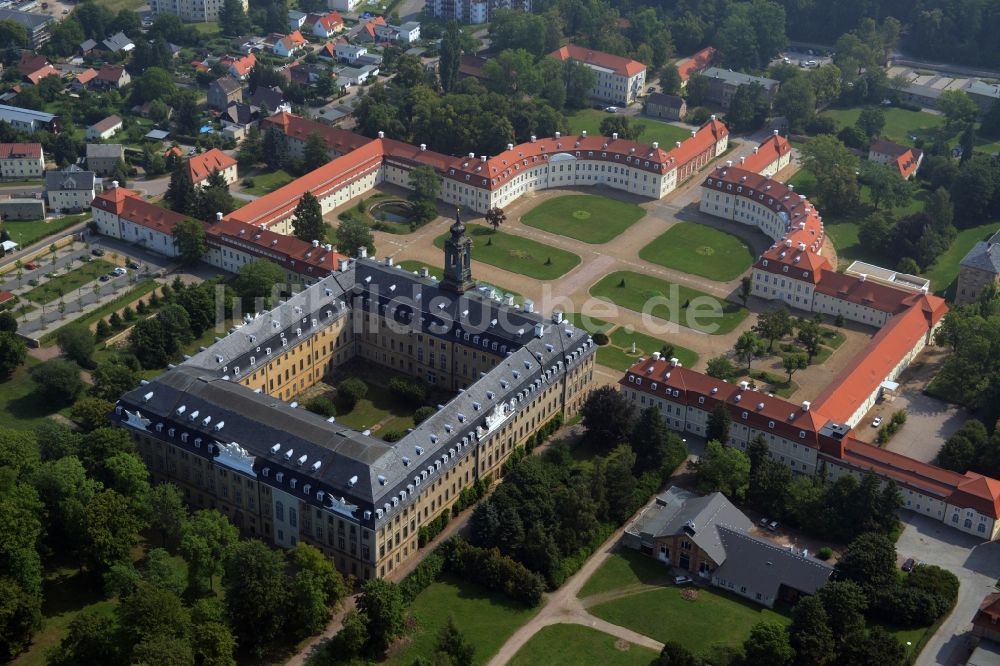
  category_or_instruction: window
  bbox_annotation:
[289,508,297,527]
[275,502,284,521]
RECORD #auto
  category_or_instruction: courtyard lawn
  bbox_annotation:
[564,312,613,334]
[596,326,699,371]
[23,260,114,305]
[331,378,422,435]
[3,214,88,248]
[396,260,524,303]
[639,222,754,282]
[521,195,645,244]
[386,575,539,666]
[588,585,790,653]
[578,549,674,599]
[590,271,748,335]
[565,109,693,147]
[433,224,581,280]
[508,624,659,666]
[242,169,295,195]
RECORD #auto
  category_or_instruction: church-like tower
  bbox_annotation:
[441,208,474,293]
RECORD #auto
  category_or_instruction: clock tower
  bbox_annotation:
[441,208,474,293]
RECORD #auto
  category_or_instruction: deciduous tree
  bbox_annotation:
[292,192,325,243]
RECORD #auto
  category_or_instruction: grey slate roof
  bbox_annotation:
[80,39,98,52]
[102,31,134,52]
[212,76,243,95]
[45,165,95,191]
[713,526,833,598]
[117,259,595,528]
[625,486,754,564]
[960,231,1000,274]
[702,67,778,90]
[86,143,124,158]
[646,92,684,109]
[0,8,50,30]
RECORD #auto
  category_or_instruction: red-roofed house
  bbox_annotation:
[973,592,1000,642]
[23,64,59,86]
[868,139,923,180]
[222,53,256,80]
[358,15,386,42]
[70,68,98,92]
[92,183,188,257]
[549,44,646,105]
[677,46,716,84]
[186,148,238,187]
[0,143,44,179]
[306,11,344,38]
[270,31,307,58]
[740,131,792,177]
[93,64,131,90]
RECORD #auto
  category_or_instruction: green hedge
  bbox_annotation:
[418,510,450,548]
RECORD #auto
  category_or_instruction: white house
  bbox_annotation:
[45,165,97,212]
[91,183,184,257]
[335,43,367,64]
[86,115,123,141]
[0,143,44,179]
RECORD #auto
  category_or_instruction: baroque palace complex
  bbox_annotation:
[100,111,1000,580]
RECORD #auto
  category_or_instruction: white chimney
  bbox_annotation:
[739,380,750,390]
[753,146,759,154]
[420,143,426,151]
[710,114,716,120]
[338,259,348,272]
[216,211,223,221]
[480,155,486,162]
[111,180,119,188]
[552,310,563,324]
[377,131,384,138]
[652,141,659,149]
[581,130,587,137]
[691,130,697,138]
[324,243,332,251]
[652,351,661,361]
[859,274,867,282]
[554,131,560,139]
[506,143,514,150]
[801,401,811,411]
[359,246,367,258]
[675,141,681,148]
[670,357,679,367]
[726,160,733,167]
[530,135,537,142]
[385,256,393,266]
[788,183,794,191]
[523,299,534,313]
[311,239,319,247]
[534,323,545,338]
[419,267,428,277]
[773,129,779,136]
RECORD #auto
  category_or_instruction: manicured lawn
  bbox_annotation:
[4,214,88,248]
[588,585,790,652]
[386,575,539,666]
[330,378,421,435]
[23,260,114,305]
[396,260,523,303]
[590,271,748,335]
[433,224,581,280]
[521,195,645,244]
[243,169,295,195]
[819,105,1000,155]
[639,222,754,281]
[509,624,659,666]
[564,312,613,334]
[565,109,693,147]
[599,326,699,370]
[40,280,159,346]
[578,549,673,599]
[923,220,1000,297]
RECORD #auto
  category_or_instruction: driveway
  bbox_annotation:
[898,512,1000,665]
[857,391,969,463]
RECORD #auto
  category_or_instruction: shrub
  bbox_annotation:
[123,306,136,322]
[389,376,428,406]
[592,331,609,345]
[95,319,112,340]
[399,548,444,604]
[109,312,123,329]
[817,546,833,560]
[136,300,148,314]
[890,410,908,426]
[452,475,491,516]
[336,377,368,411]
[442,538,545,607]
[304,396,336,418]
[413,405,435,425]
[418,510,450,548]
[381,430,404,442]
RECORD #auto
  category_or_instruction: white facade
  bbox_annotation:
[327,0,360,11]
[0,149,44,179]
[335,43,367,63]
[86,119,123,141]
[151,0,245,22]
[48,186,95,212]
[91,204,180,257]
[586,64,645,106]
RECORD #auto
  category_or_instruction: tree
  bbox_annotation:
[165,162,197,216]
[302,131,329,173]
[193,619,238,666]
[739,276,752,306]
[782,352,808,381]
[788,596,836,666]
[836,532,897,595]
[222,540,289,657]
[838,626,905,666]
[218,0,250,36]
[600,115,643,141]
[693,439,750,500]
[726,82,770,132]
[816,580,868,637]
[655,641,701,665]
[734,330,765,372]
[938,90,980,128]
[410,164,442,203]
[706,402,731,444]
[795,318,822,360]
[630,407,686,474]
[144,548,187,597]
[563,59,597,109]
[659,65,682,96]
[238,126,263,168]
[47,610,121,666]
[181,509,240,595]
[0,310,17,333]
[855,107,885,138]
[774,76,816,133]
[706,355,736,380]
[117,582,191,649]
[336,377,368,411]
[292,192,325,243]
[128,316,169,369]
[433,616,475,666]
[800,134,860,215]
[357,579,405,653]
[92,359,139,401]
[84,489,145,571]
[0,331,26,376]
[337,216,375,258]
[485,207,506,232]
[861,162,912,211]
[57,324,95,367]
[262,126,289,171]
[233,260,286,309]
[755,308,794,351]
[982,100,1000,138]
[747,436,790,516]
[197,171,236,221]
[581,385,636,449]
[744,621,794,666]
[32,359,84,406]
[146,483,187,547]
[131,67,176,105]
[69,396,114,431]
[439,21,462,93]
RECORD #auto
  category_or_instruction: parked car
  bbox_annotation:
[91,248,105,256]
[99,274,111,282]
[127,261,140,270]
[872,416,883,428]
[902,557,915,572]
[674,575,693,585]
[767,520,780,532]
[758,517,769,527]
[647,86,656,93]
[604,106,618,113]
[113,267,127,276]
[24,262,37,270]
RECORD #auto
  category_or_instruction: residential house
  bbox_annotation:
[318,42,338,60]
[93,64,131,91]
[249,86,285,113]
[677,46,716,87]
[0,104,60,133]
[549,44,646,106]
[458,54,487,81]
[269,31,307,58]
[956,230,1000,306]
[371,20,420,43]
[101,31,135,54]
[973,592,1000,644]
[86,115,124,141]
[624,487,833,608]
[131,101,173,121]
[222,102,259,128]
[208,77,243,111]
[221,53,256,80]
[70,68,98,92]
[0,9,51,48]
[306,11,343,38]
[965,80,1000,112]
[645,92,686,121]
[357,16,386,42]
[0,143,44,180]
[337,64,378,87]
[186,148,238,187]
[79,39,98,56]
[23,63,58,86]
[335,43,367,64]
[150,0,246,23]
[91,183,184,256]
[701,67,780,110]
[45,165,97,212]
[288,9,307,31]
[868,139,923,180]
[428,0,530,24]
[0,196,44,220]
[18,53,56,86]
[86,143,125,176]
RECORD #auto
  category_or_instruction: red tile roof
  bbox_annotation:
[18,53,49,76]
[0,143,42,160]
[186,148,237,184]
[949,474,1000,519]
[96,64,126,84]
[75,68,98,85]
[813,271,930,314]
[261,112,372,155]
[90,115,123,133]
[25,64,58,85]
[678,47,716,82]
[973,592,1000,628]
[0,291,14,306]
[740,133,791,174]
[549,44,646,78]
[839,437,968,500]
[310,11,343,31]
[279,30,307,51]
[92,187,187,235]
[222,53,256,77]
[206,218,348,277]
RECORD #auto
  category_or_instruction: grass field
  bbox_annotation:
[328,377,423,435]
[820,106,1000,155]
[508,624,659,666]
[386,575,539,666]
[565,109,693,148]
[595,326,699,371]
[588,585,790,652]
[578,549,673,599]
[4,214,88,248]
[639,222,754,281]
[433,225,581,280]
[521,195,645,244]
[591,271,748,335]
[23,260,114,305]
[0,357,60,430]
[564,312,613,334]
[923,221,1000,297]
[243,169,295,195]
[396,260,523,303]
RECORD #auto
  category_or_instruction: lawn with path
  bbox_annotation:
[521,195,645,244]
[590,271,748,335]
[595,326,699,371]
[433,224,581,280]
[588,585,790,653]
[386,575,539,666]
[23,260,114,305]
[565,109,693,147]
[639,222,754,282]
[578,549,674,599]
[329,379,422,435]
[508,624,659,666]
